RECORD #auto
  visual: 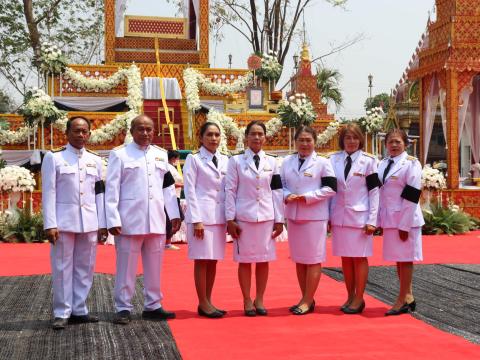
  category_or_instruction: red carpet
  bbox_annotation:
[1,232,480,358]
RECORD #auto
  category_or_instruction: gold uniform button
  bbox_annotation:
[79,167,83,171]
[256,187,260,190]
[80,192,84,195]
[148,173,152,176]
[150,196,153,200]
[256,176,260,179]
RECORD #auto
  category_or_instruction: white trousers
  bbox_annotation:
[50,231,97,318]
[114,234,166,312]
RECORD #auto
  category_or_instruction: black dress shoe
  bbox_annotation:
[343,301,365,315]
[114,310,131,325]
[142,307,176,320]
[52,317,68,330]
[69,314,99,324]
[244,308,256,317]
[385,304,409,316]
[289,304,299,313]
[198,307,224,318]
[292,301,315,315]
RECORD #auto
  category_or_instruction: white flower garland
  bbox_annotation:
[184,68,253,111]
[0,65,142,146]
[360,107,384,133]
[0,166,36,192]
[317,121,341,146]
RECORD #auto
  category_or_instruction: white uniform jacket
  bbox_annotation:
[183,146,229,225]
[42,143,106,233]
[225,148,284,223]
[378,151,424,232]
[281,152,336,220]
[105,142,180,235]
[329,150,380,227]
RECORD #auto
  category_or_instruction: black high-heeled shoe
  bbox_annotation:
[289,304,300,312]
[197,306,224,318]
[343,300,365,315]
[244,307,256,317]
[253,301,268,316]
[406,300,416,312]
[385,304,409,316]
[215,308,228,315]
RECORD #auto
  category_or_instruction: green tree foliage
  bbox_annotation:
[364,92,390,113]
[316,66,343,111]
[0,0,104,97]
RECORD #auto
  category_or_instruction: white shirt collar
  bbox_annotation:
[66,143,85,157]
[245,148,264,158]
[388,151,407,164]
[133,141,150,152]
[200,146,218,160]
[343,150,360,163]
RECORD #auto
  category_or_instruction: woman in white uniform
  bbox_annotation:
[281,126,337,315]
[329,124,380,314]
[183,122,229,318]
[225,120,284,316]
[378,128,424,316]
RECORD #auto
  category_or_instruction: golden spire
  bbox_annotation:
[301,42,310,61]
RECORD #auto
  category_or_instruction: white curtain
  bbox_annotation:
[458,86,473,145]
[54,97,127,111]
[439,88,447,148]
[423,75,440,163]
[465,76,480,165]
[115,0,129,37]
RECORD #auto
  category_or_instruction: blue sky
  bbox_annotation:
[128,0,435,119]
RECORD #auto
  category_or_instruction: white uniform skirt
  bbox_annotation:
[287,220,327,264]
[332,226,373,257]
[234,220,276,263]
[383,227,423,262]
[187,223,227,260]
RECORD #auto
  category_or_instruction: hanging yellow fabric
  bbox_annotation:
[154,38,183,177]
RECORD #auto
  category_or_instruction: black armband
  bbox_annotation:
[95,180,105,194]
[270,174,282,190]
[321,176,337,192]
[163,171,175,188]
[366,173,382,191]
[401,184,421,203]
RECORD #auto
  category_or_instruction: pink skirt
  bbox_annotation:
[331,226,373,257]
[187,223,227,260]
[383,227,423,262]
[233,220,276,263]
[287,220,327,264]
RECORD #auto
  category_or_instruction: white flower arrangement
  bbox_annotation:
[421,164,446,190]
[183,68,253,111]
[0,166,36,192]
[278,93,317,128]
[256,51,283,81]
[19,88,67,127]
[317,121,341,146]
[40,41,68,74]
[0,126,30,146]
[360,107,384,133]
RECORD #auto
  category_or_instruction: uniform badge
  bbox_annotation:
[353,172,365,177]
[304,172,313,177]
[263,166,272,171]
[390,176,398,180]
[86,163,96,168]
[155,157,164,161]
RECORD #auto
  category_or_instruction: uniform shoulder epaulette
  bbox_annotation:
[113,144,126,151]
[152,145,167,152]
[265,152,278,157]
[86,149,100,156]
[233,151,245,156]
[191,149,199,155]
[362,152,376,159]
[317,152,331,158]
[220,151,230,157]
[407,155,418,161]
[51,146,66,153]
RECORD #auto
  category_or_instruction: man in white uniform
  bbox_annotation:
[42,116,108,330]
[106,115,181,324]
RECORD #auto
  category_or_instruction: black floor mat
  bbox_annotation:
[323,264,480,344]
[0,274,182,360]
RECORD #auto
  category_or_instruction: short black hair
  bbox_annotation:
[168,149,180,160]
[66,116,91,133]
[199,121,221,137]
[294,125,317,143]
[385,128,409,146]
[245,120,266,136]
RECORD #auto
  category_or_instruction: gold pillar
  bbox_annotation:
[199,0,209,66]
[419,78,424,164]
[446,69,459,189]
[105,0,116,64]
